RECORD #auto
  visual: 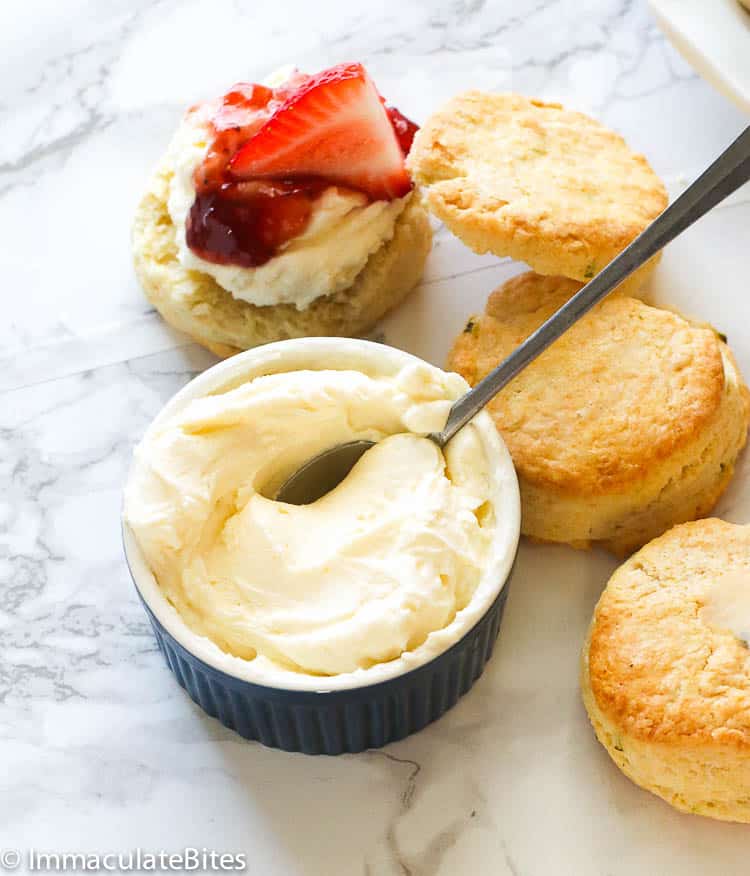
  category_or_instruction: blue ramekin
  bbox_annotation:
[122,339,520,755]
[131,573,514,754]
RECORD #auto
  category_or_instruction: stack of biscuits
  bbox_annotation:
[407,92,750,822]
[407,92,749,557]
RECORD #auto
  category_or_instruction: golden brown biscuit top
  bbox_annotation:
[588,519,750,748]
[408,92,667,280]
[447,272,727,494]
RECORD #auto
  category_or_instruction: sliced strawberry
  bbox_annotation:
[269,69,311,101]
[228,62,412,201]
[194,85,275,193]
[385,105,418,155]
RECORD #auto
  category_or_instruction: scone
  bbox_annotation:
[408,92,667,297]
[447,272,750,556]
[132,63,432,357]
[582,519,750,821]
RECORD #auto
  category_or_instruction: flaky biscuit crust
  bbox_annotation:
[449,272,730,493]
[408,92,667,285]
[447,272,750,554]
[582,519,750,821]
[132,162,432,357]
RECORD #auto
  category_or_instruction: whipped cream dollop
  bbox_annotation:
[124,362,497,677]
[165,88,408,311]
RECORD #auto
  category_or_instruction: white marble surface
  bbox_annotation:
[2,1,750,873]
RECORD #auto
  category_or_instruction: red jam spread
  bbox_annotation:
[185,72,417,270]
[186,179,330,268]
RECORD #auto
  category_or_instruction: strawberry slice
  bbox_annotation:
[385,105,418,155]
[228,62,412,201]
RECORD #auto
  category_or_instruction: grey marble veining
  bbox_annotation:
[1,0,744,360]
[2,1,750,873]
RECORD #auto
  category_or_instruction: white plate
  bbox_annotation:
[650,0,750,114]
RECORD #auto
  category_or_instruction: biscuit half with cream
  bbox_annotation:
[447,272,750,556]
[408,91,667,297]
[132,64,432,357]
[582,519,750,821]
[133,170,430,358]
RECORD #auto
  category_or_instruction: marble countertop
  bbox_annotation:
[2,1,749,873]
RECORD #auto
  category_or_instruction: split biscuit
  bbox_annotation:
[132,162,432,358]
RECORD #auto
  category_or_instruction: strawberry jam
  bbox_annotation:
[185,68,418,269]
[186,178,329,268]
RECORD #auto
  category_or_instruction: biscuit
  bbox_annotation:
[582,519,750,821]
[408,92,667,296]
[132,162,432,357]
[447,272,749,556]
